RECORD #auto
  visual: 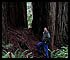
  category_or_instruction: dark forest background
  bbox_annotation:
[2,2,68,58]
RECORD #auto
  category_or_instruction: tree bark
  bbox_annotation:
[2,2,8,44]
[55,2,68,48]
[55,2,63,48]
[62,2,68,45]
[7,2,27,29]
[49,2,56,50]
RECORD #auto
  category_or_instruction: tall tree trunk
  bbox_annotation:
[22,2,28,28]
[7,2,16,27]
[55,2,63,48]
[55,2,68,48]
[2,2,8,44]
[7,2,27,29]
[49,2,56,50]
[62,2,68,45]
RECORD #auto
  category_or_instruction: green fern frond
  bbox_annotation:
[2,52,15,58]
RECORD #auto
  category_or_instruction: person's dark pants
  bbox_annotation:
[36,42,49,58]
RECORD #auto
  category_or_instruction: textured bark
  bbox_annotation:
[62,2,68,45]
[22,2,28,28]
[7,2,27,29]
[2,2,8,44]
[55,2,63,48]
[49,2,56,50]
[55,2,68,48]
[7,2,16,27]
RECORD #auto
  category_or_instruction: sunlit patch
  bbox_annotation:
[26,2,33,28]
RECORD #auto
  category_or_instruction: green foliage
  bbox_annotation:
[2,49,25,58]
[2,50,7,56]
[2,43,13,49]
[2,49,33,58]
[27,2,33,28]
[14,49,26,58]
[49,46,68,58]
[2,52,15,58]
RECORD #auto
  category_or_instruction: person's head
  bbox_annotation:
[44,27,48,32]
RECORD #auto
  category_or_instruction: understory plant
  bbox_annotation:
[48,46,68,58]
[2,49,33,58]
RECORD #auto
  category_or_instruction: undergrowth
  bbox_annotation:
[2,49,33,58]
[49,46,68,58]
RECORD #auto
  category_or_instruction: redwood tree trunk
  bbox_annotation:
[7,2,27,29]
[2,2,8,44]
[55,2,68,48]
[49,2,56,50]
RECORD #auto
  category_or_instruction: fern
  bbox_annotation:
[14,49,30,58]
[2,50,7,56]
[50,46,68,58]
[14,49,19,58]
[2,52,15,58]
